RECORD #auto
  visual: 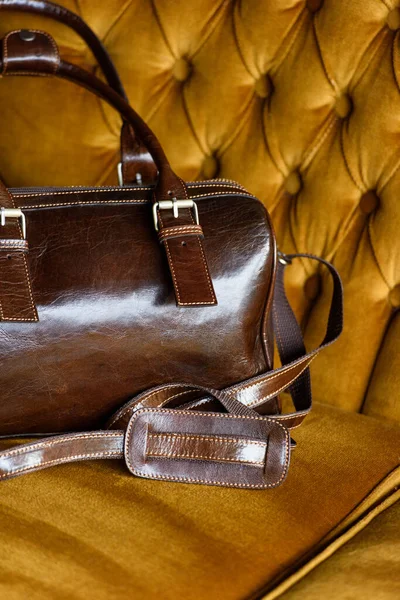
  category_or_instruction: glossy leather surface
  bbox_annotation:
[0,180,38,322]
[126,407,290,489]
[0,183,275,434]
[0,383,291,489]
[120,121,158,185]
[1,28,60,74]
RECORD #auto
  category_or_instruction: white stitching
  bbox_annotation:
[0,431,122,459]
[17,190,254,210]
[238,355,316,396]
[246,359,317,409]
[148,432,267,447]
[107,386,193,428]
[0,452,122,479]
[0,187,38,322]
[158,210,182,303]
[148,451,265,466]
[2,30,60,76]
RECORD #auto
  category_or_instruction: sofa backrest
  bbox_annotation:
[0,0,398,423]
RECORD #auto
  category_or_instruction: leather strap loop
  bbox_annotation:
[158,224,204,244]
[1,29,60,75]
[0,181,38,321]
[121,122,157,185]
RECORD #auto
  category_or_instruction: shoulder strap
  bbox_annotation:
[273,253,343,416]
[0,253,343,488]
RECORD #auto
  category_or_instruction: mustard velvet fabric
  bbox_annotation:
[277,498,400,600]
[0,2,400,598]
[0,403,399,600]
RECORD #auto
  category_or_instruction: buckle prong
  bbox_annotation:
[0,208,26,239]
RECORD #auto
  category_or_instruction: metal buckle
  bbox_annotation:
[0,208,27,239]
[118,162,143,186]
[117,162,124,186]
[153,199,199,232]
[277,250,292,266]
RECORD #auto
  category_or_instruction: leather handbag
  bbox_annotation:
[0,1,343,489]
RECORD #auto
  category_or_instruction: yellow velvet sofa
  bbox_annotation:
[0,1,399,598]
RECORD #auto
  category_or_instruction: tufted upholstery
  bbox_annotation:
[1,3,400,599]
[1,0,400,424]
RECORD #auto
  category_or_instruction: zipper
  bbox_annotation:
[10,179,249,196]
[10,185,144,194]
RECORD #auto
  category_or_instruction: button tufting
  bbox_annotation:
[307,0,323,13]
[172,58,192,82]
[334,94,352,119]
[304,274,321,301]
[360,191,380,215]
[284,171,302,195]
[202,155,219,179]
[389,285,400,308]
[387,8,400,31]
[255,74,272,99]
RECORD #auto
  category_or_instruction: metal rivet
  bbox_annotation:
[19,30,36,42]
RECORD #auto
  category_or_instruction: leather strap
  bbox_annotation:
[0,254,343,487]
[120,122,157,186]
[0,0,157,184]
[0,180,38,321]
[0,29,215,310]
[1,28,60,73]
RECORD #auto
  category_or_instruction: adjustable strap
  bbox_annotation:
[154,197,217,307]
[273,253,343,415]
[0,253,342,487]
[0,387,291,489]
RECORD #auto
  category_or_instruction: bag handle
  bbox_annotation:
[0,29,217,317]
[0,0,157,184]
[0,254,343,488]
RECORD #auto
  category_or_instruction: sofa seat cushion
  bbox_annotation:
[0,403,399,600]
[275,498,400,600]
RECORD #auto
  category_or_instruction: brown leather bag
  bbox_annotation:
[0,2,343,488]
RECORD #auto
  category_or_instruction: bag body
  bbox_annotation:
[0,3,343,488]
[2,181,276,434]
